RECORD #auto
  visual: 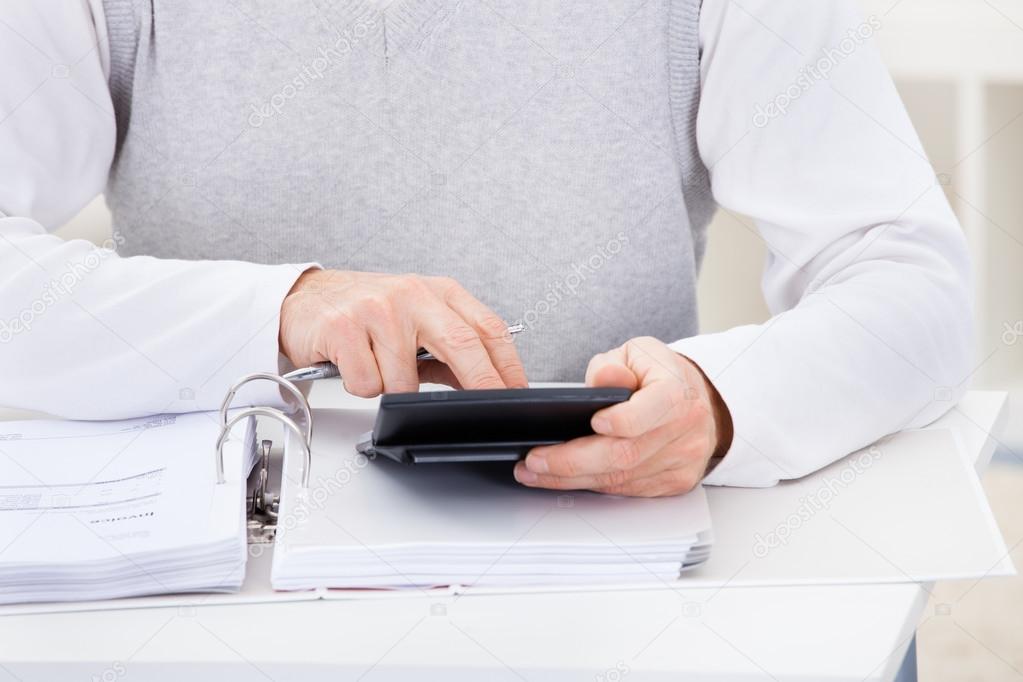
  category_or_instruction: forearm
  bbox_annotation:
[0,215,313,418]
[673,241,972,487]
[687,0,974,486]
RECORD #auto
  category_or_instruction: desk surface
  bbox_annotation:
[0,390,1008,682]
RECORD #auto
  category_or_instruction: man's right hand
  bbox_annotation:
[278,270,528,396]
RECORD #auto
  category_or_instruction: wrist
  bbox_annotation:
[705,373,733,459]
[677,352,733,465]
[278,267,326,360]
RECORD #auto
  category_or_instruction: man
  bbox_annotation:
[0,1,971,495]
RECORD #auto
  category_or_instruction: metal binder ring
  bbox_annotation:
[218,372,313,445]
[216,406,312,488]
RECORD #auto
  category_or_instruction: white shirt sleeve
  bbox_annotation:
[671,0,974,486]
[0,1,314,418]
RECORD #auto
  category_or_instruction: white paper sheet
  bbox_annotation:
[0,412,253,603]
[272,408,713,589]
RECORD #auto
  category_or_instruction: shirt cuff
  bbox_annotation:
[189,262,321,413]
[669,328,794,488]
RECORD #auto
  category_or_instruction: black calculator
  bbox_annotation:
[356,387,632,464]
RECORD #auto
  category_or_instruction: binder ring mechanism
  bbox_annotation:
[215,373,314,489]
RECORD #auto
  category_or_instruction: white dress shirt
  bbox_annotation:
[0,0,972,487]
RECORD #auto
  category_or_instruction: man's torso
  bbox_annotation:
[103,0,714,380]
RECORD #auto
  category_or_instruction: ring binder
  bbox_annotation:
[215,372,314,488]
[217,372,317,545]
[246,437,279,546]
[216,406,311,486]
[218,372,313,444]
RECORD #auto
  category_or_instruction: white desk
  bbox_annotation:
[0,391,1008,682]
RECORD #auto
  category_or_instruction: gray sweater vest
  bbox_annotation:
[101,0,715,381]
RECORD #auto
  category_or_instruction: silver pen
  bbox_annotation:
[282,323,526,382]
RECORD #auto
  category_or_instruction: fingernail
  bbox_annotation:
[526,452,548,474]
[515,464,538,484]
[592,417,610,434]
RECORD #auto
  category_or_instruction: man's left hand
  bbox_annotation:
[514,336,732,497]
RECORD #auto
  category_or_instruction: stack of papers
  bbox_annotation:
[272,409,713,590]
[0,413,254,605]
